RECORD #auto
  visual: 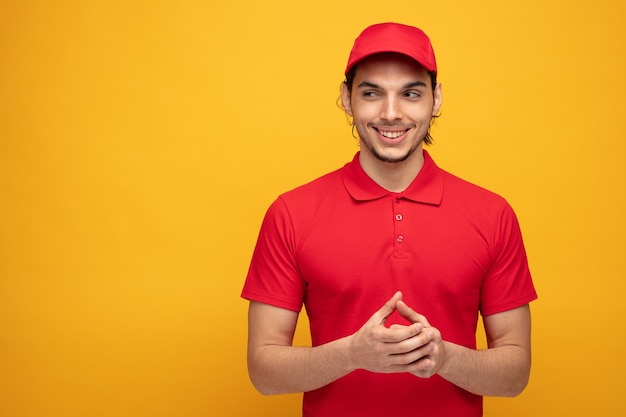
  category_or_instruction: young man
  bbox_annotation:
[242,22,537,417]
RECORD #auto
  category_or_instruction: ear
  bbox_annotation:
[340,82,353,117]
[432,82,443,116]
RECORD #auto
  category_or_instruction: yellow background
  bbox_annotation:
[1,1,625,416]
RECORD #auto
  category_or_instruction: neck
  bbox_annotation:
[358,146,425,193]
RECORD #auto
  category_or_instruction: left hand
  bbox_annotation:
[394,299,447,378]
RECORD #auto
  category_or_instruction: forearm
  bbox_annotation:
[248,336,355,395]
[437,341,531,397]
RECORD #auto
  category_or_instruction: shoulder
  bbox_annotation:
[257,165,348,248]
[431,166,522,235]
[276,164,347,210]
[439,167,511,209]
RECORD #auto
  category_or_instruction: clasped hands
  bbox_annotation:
[348,291,446,378]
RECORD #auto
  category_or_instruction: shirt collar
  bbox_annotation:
[342,150,443,205]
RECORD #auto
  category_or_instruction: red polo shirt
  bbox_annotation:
[242,150,537,417]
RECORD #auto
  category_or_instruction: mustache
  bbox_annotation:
[369,122,416,129]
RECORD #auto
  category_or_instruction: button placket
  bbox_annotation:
[392,197,406,249]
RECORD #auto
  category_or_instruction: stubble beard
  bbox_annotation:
[357,125,424,164]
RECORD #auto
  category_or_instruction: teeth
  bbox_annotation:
[379,130,405,139]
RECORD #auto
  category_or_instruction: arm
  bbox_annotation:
[246,300,352,395]
[246,292,428,395]
[397,301,532,397]
[438,305,532,396]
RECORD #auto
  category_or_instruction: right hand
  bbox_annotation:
[347,291,431,373]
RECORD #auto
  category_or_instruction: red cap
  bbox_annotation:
[345,23,437,76]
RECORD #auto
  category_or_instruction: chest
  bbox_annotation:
[294,197,495,343]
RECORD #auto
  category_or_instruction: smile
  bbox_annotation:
[376,129,408,139]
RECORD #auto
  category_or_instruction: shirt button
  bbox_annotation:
[395,214,403,221]
[396,235,404,243]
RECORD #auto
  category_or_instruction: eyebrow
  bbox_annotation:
[357,80,428,89]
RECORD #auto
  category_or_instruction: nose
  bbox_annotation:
[380,96,401,122]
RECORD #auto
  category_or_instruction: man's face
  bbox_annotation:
[341,53,442,165]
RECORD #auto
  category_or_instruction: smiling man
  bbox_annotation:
[242,23,537,417]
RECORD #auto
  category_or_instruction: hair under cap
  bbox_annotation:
[345,22,437,76]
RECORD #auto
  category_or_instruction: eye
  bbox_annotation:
[404,91,421,99]
[362,91,379,98]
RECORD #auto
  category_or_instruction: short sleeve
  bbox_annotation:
[241,197,305,312]
[480,203,537,316]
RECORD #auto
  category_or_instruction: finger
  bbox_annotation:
[387,337,434,366]
[396,300,431,327]
[386,323,425,346]
[371,291,403,326]
[389,322,424,333]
